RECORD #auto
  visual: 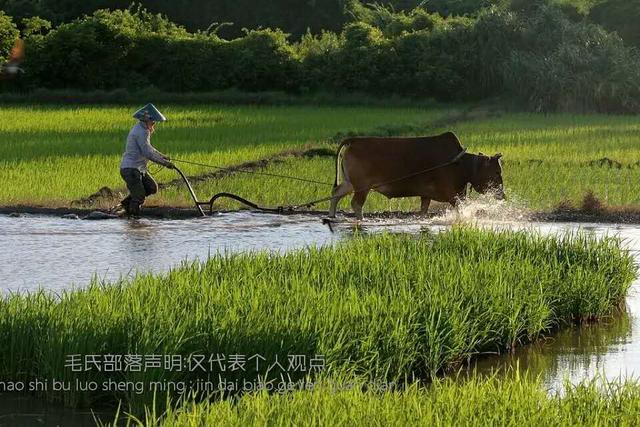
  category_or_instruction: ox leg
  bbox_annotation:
[420,197,431,215]
[351,190,369,220]
[449,190,467,213]
[328,182,353,218]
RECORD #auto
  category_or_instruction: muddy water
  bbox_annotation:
[1,209,640,422]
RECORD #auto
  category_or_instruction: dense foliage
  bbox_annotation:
[0,10,18,60]
[1,1,639,112]
[138,376,640,426]
[589,0,640,48]
[0,0,507,37]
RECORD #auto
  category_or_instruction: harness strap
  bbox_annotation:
[371,148,467,190]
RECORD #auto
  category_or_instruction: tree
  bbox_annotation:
[589,0,640,47]
[0,11,19,60]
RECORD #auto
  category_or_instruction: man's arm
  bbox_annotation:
[137,129,174,168]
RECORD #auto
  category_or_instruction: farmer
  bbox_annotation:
[119,103,175,216]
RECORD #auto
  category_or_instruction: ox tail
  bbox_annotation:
[333,139,352,188]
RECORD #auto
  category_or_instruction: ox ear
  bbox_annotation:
[494,153,503,159]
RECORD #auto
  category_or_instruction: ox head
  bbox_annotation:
[470,153,505,200]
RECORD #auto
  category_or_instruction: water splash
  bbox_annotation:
[429,193,533,226]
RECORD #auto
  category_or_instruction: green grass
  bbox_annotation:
[0,104,451,206]
[123,375,640,426]
[4,105,640,211]
[0,228,634,411]
[458,113,640,209]
[162,112,640,212]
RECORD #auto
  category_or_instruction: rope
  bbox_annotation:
[171,158,333,187]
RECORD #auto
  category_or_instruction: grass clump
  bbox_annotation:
[0,228,634,410]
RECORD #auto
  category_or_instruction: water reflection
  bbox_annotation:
[469,307,637,389]
[0,212,337,292]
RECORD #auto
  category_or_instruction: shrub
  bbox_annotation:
[0,11,19,60]
[25,15,135,89]
[127,35,231,91]
[329,22,391,93]
[504,7,640,113]
[24,8,189,90]
[589,0,640,48]
[348,2,446,37]
[227,29,301,92]
[296,31,342,91]
[7,3,640,113]
[20,17,52,38]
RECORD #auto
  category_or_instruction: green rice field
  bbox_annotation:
[0,228,634,411]
[2,103,639,424]
[2,105,640,211]
[0,104,451,206]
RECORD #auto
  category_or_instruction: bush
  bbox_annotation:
[23,8,189,90]
[20,17,52,38]
[389,8,516,100]
[330,22,391,92]
[6,3,640,113]
[424,0,506,16]
[348,2,446,37]
[227,29,301,91]
[296,31,342,92]
[0,11,19,60]
[25,15,135,89]
[126,35,231,92]
[504,6,640,113]
[589,0,640,48]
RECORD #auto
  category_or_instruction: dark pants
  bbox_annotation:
[120,168,158,214]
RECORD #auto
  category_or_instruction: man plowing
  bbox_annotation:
[119,103,175,217]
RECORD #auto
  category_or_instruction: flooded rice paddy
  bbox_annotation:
[1,204,640,423]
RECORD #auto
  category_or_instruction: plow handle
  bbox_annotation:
[173,166,206,217]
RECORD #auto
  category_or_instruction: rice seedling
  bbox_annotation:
[0,228,634,411]
[125,374,640,427]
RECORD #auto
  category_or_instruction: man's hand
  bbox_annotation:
[161,155,176,169]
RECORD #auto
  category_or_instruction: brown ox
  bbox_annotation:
[328,132,504,219]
